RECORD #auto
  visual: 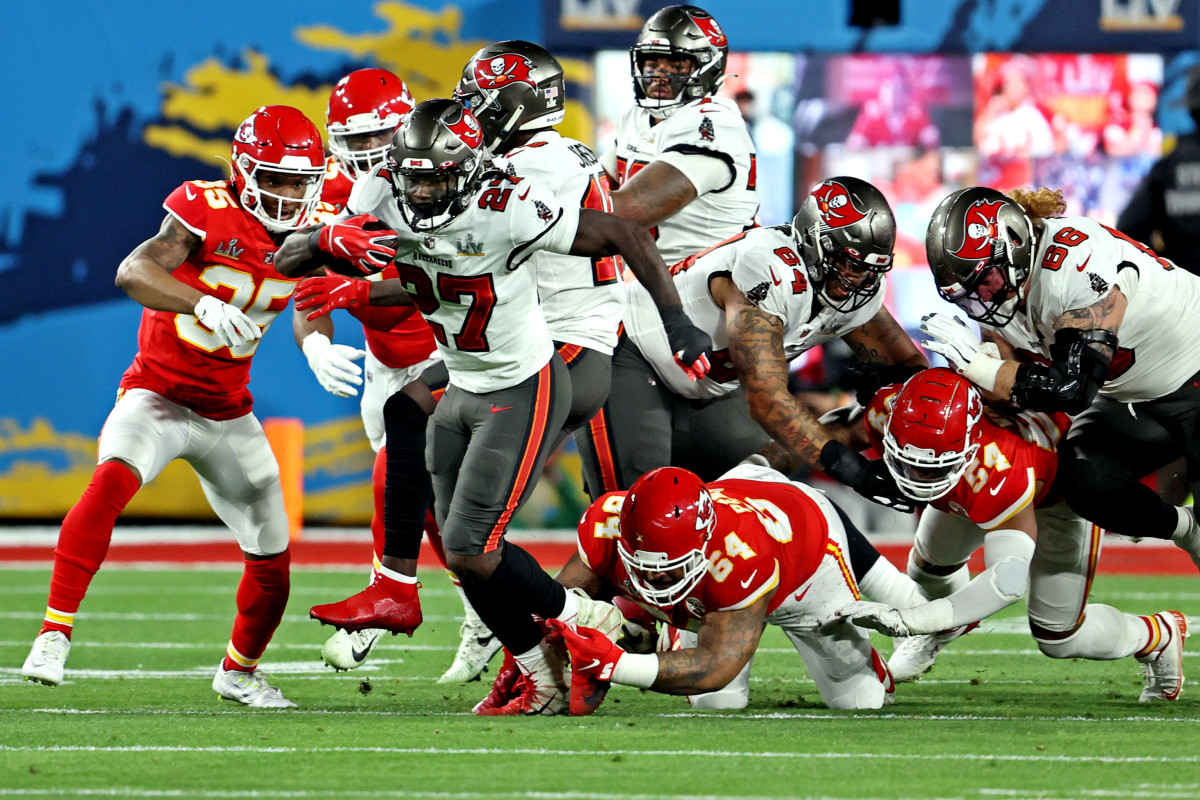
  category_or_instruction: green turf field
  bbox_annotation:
[2,566,1198,799]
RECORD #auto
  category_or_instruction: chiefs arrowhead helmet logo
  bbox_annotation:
[474,54,537,90]
[688,13,727,47]
[812,180,866,229]
[694,488,716,538]
[445,108,484,150]
[953,199,1005,260]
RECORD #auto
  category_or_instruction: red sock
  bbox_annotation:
[424,509,448,570]
[224,550,291,672]
[370,445,387,567]
[42,461,141,638]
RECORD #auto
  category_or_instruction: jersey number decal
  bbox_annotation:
[1040,227,1090,271]
[582,174,623,285]
[394,264,497,352]
[176,266,292,357]
[478,187,512,212]
[1101,223,1174,271]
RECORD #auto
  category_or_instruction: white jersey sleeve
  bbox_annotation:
[505,176,579,268]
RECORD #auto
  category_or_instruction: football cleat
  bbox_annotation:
[476,673,567,716]
[888,621,979,683]
[438,619,502,684]
[1138,610,1188,702]
[472,649,521,714]
[212,663,296,708]
[309,576,422,635]
[1172,507,1200,572]
[21,631,71,686]
[321,627,385,671]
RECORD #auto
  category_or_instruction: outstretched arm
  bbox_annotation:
[607,161,698,230]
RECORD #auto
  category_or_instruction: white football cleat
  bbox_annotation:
[438,619,502,684]
[321,627,385,671]
[21,631,71,686]
[888,622,978,683]
[1138,610,1188,702]
[212,663,296,708]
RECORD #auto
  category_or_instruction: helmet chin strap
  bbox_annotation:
[493,103,525,150]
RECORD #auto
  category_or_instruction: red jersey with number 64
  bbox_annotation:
[864,385,1070,530]
[577,477,830,631]
[119,180,300,419]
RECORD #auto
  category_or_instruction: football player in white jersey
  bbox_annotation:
[276,99,712,715]
[590,177,926,511]
[921,186,1200,586]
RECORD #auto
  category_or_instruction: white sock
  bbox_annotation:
[378,565,417,585]
[907,550,970,600]
[1172,506,1197,542]
[1036,604,1145,661]
[513,641,549,677]
[453,581,483,626]
[555,588,579,627]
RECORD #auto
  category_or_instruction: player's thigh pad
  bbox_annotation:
[361,348,441,452]
[188,412,288,557]
[434,360,571,555]
[671,388,771,482]
[912,507,987,567]
[97,389,192,484]
[1026,502,1099,633]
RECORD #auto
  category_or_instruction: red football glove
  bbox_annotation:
[546,619,625,682]
[315,214,397,274]
[294,269,372,321]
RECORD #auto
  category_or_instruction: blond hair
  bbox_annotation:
[1007,187,1066,219]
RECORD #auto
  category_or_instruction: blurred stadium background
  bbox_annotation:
[2,0,1197,536]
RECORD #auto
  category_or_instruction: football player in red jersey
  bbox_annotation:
[834,368,1186,701]
[547,462,903,713]
[19,106,327,707]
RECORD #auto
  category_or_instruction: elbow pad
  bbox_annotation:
[1010,328,1117,414]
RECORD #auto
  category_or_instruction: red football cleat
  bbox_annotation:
[472,649,521,714]
[476,673,566,716]
[309,576,422,636]
[568,670,610,716]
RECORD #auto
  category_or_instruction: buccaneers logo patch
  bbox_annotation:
[953,199,1005,260]
[445,108,484,149]
[688,12,728,47]
[745,281,770,305]
[811,180,867,229]
[534,200,554,221]
[474,54,536,89]
[1088,272,1109,295]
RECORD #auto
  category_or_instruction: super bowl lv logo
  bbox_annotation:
[475,54,536,89]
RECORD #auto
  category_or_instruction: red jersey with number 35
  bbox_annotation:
[864,385,1070,529]
[119,180,300,419]
[577,478,830,631]
[320,158,437,369]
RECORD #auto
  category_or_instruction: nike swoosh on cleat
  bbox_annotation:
[350,645,372,662]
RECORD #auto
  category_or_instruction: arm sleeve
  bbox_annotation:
[653,105,747,194]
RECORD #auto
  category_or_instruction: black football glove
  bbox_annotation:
[662,309,713,381]
[819,441,921,514]
[844,362,925,408]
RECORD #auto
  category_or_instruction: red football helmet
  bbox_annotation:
[327,69,415,179]
[883,368,984,502]
[231,106,326,232]
[617,467,718,606]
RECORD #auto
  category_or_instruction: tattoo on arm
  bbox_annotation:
[140,215,200,273]
[1054,286,1126,336]
[652,603,766,694]
[843,308,926,367]
[729,303,830,468]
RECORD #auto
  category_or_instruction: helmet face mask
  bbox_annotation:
[630,5,728,116]
[326,69,414,180]
[927,187,1034,326]
[387,99,488,232]
[793,177,896,312]
[882,369,983,502]
[453,41,566,152]
[231,106,326,233]
[616,467,717,607]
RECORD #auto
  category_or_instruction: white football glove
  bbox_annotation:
[568,587,626,643]
[301,332,366,398]
[194,294,261,348]
[829,600,913,637]
[918,313,1003,392]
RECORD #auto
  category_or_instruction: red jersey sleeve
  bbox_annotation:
[320,157,355,212]
[163,180,220,238]
[862,382,903,455]
[576,492,626,578]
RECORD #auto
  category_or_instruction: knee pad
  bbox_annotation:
[1034,629,1082,660]
[989,557,1030,604]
